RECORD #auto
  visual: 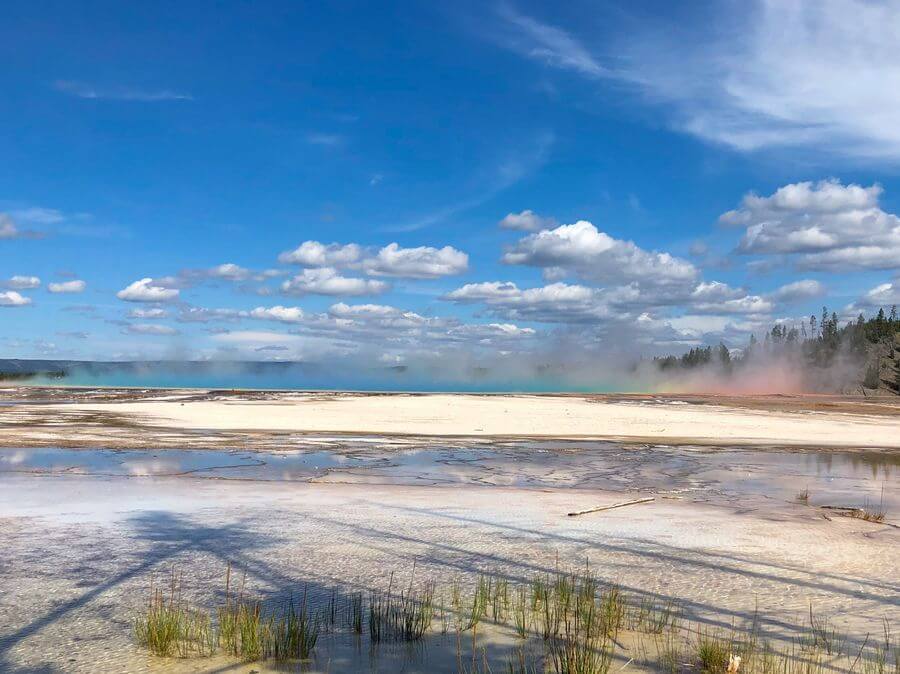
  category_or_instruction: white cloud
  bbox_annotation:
[723,180,900,271]
[306,133,345,146]
[48,280,86,294]
[0,290,32,307]
[55,80,192,102]
[447,323,537,340]
[768,279,826,303]
[176,307,245,323]
[849,282,900,309]
[0,215,19,239]
[642,1,900,159]
[278,241,364,266]
[3,276,41,290]
[498,209,556,231]
[278,240,469,279]
[212,330,302,345]
[0,214,43,240]
[329,303,402,318]
[689,281,746,303]
[445,281,613,323]
[124,323,179,336]
[207,263,251,281]
[116,278,180,302]
[128,308,168,319]
[9,207,66,225]
[445,275,775,328]
[281,268,389,296]
[495,2,900,161]
[502,220,697,286]
[690,295,773,315]
[495,4,604,78]
[249,306,305,324]
[362,243,469,278]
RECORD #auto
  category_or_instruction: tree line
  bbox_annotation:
[653,305,899,384]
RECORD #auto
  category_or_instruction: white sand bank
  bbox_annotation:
[61,393,900,447]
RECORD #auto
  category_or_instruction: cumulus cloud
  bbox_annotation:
[3,276,41,290]
[206,263,251,281]
[848,282,900,310]
[723,180,900,271]
[446,323,537,341]
[690,295,773,315]
[0,290,32,307]
[328,302,403,319]
[689,281,747,303]
[278,240,469,279]
[249,306,305,324]
[444,276,768,324]
[281,268,389,296]
[116,278,180,302]
[768,279,826,303]
[498,209,556,231]
[124,323,179,336]
[502,220,697,286]
[48,280,86,294]
[278,241,364,266]
[362,243,469,278]
[445,281,613,323]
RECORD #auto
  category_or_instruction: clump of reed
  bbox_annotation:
[133,563,898,674]
[135,565,319,662]
[368,571,435,643]
[132,570,215,658]
[216,571,319,661]
[216,597,319,661]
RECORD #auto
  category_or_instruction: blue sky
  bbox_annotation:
[2,1,900,379]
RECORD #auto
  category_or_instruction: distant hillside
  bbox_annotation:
[0,359,318,383]
[0,359,69,380]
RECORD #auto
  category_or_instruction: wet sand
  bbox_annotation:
[0,388,898,672]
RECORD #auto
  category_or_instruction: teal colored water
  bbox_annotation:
[24,364,624,393]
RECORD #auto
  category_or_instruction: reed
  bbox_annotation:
[132,563,897,674]
[132,570,215,658]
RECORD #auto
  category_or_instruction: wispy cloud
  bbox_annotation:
[54,80,192,101]
[0,214,44,240]
[490,1,900,162]
[494,3,604,78]
[305,132,346,147]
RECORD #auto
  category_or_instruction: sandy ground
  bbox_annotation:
[0,388,898,672]
[2,389,900,448]
[0,475,898,673]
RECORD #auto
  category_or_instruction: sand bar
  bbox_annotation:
[39,391,900,448]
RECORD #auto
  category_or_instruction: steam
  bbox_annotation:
[27,319,877,394]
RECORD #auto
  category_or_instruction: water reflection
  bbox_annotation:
[0,442,896,510]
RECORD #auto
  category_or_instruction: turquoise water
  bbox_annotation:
[21,363,625,393]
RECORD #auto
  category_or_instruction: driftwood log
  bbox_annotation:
[568,497,654,517]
